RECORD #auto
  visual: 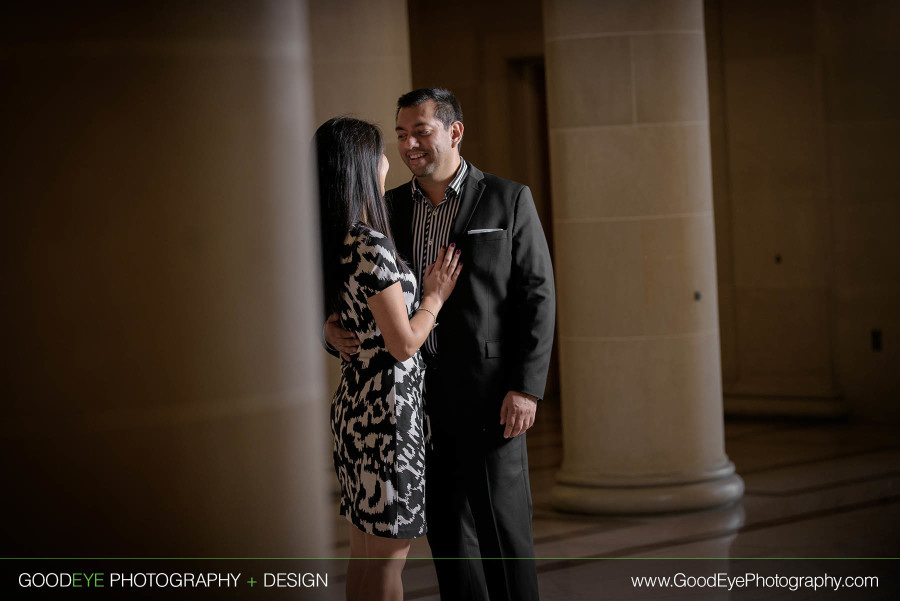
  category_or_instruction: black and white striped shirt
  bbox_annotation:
[411,158,468,354]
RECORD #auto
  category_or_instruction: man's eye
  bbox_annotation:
[418,130,430,135]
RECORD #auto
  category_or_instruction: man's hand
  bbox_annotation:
[325,313,360,360]
[499,391,537,438]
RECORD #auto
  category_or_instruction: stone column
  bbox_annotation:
[0,0,329,555]
[543,0,743,513]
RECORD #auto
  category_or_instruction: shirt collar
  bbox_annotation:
[411,157,468,204]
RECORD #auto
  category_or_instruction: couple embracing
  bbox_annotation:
[318,88,555,601]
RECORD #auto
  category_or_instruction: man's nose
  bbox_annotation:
[403,136,418,150]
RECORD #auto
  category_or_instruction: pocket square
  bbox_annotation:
[467,228,504,234]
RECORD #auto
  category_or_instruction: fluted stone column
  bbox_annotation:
[1,0,329,555]
[544,0,744,513]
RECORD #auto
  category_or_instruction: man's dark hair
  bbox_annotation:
[396,87,464,128]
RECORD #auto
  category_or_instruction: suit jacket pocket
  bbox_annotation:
[463,228,508,279]
[485,340,504,358]
[468,229,507,242]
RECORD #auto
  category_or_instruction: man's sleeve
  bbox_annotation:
[508,185,556,399]
[321,319,341,359]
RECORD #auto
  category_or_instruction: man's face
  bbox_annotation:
[395,99,461,181]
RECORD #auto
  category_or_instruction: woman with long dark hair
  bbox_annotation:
[316,116,461,601]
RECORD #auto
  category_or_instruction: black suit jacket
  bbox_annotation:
[387,163,555,433]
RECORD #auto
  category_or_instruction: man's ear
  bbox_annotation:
[451,121,464,148]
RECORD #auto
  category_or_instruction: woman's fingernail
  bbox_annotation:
[450,242,455,247]
[456,249,461,255]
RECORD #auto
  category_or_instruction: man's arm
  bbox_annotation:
[323,313,360,360]
[509,185,556,398]
[499,185,555,437]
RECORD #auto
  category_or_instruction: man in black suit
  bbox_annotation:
[327,88,555,601]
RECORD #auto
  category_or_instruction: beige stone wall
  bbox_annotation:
[706,0,900,419]
[822,0,900,420]
[309,0,412,191]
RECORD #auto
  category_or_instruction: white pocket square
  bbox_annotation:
[467,228,504,234]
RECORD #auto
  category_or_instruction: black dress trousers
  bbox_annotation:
[424,361,540,601]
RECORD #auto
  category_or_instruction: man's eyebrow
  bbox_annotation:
[395,121,430,131]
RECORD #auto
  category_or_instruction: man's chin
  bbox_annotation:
[410,164,434,178]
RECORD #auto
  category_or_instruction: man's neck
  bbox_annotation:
[418,156,461,208]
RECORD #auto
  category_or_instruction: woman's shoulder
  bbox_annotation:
[347,222,393,252]
[346,223,401,286]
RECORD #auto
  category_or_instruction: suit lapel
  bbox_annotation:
[449,165,486,244]
[387,182,414,261]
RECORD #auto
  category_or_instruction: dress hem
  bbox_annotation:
[341,512,427,540]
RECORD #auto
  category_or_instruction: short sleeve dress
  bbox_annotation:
[330,222,427,538]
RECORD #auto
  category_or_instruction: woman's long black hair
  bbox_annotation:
[316,116,398,316]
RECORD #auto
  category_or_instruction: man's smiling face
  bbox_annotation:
[395,99,459,181]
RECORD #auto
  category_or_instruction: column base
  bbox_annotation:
[550,473,744,515]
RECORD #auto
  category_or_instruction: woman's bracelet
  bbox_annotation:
[416,307,438,330]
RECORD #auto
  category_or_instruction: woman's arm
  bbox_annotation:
[368,245,461,362]
[368,284,441,361]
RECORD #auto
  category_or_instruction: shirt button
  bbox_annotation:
[428,240,433,245]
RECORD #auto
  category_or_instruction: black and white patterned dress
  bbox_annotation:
[331,222,427,538]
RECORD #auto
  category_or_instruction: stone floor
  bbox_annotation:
[328,401,900,600]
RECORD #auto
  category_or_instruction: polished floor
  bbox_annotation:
[328,401,900,600]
